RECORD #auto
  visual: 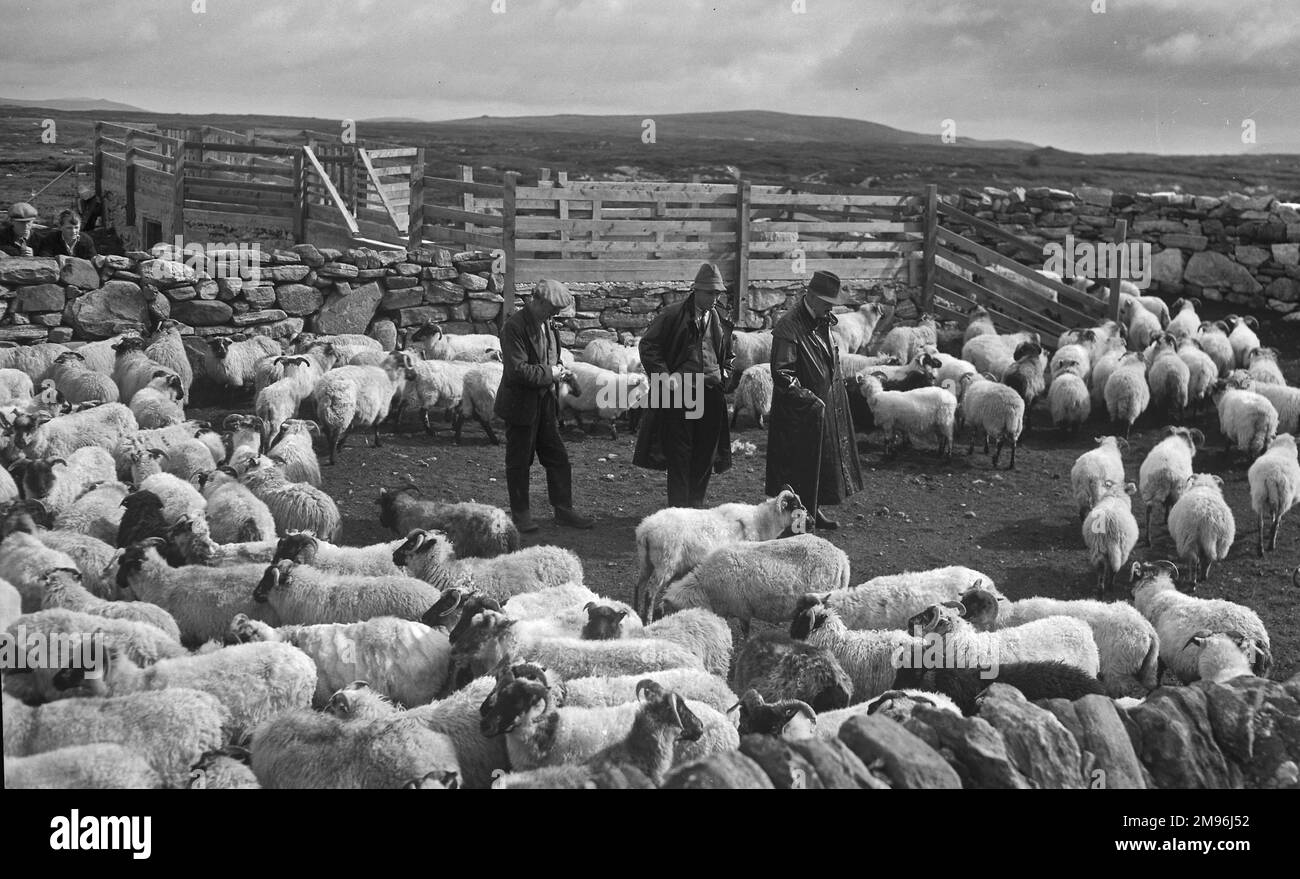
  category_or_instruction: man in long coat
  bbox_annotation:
[495,278,594,532]
[766,270,864,529]
[633,262,735,507]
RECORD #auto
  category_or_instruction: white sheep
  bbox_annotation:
[1103,352,1150,438]
[253,558,442,626]
[1048,372,1091,433]
[138,472,205,526]
[394,528,581,600]
[129,371,186,428]
[497,582,599,621]
[638,608,732,678]
[661,533,848,635]
[111,336,179,405]
[313,352,414,463]
[113,420,219,480]
[1182,630,1263,684]
[1121,296,1161,350]
[958,372,1024,468]
[228,612,450,708]
[857,374,956,456]
[1145,334,1190,419]
[1129,560,1270,682]
[50,351,120,405]
[0,366,34,405]
[0,464,17,504]
[1165,297,1202,341]
[398,359,479,433]
[1225,314,1261,368]
[1248,381,1300,434]
[37,529,117,600]
[1089,346,1125,412]
[832,302,889,356]
[377,484,518,558]
[410,324,501,362]
[511,663,736,713]
[633,487,805,619]
[1138,426,1202,544]
[1167,473,1236,586]
[1214,371,1278,464]
[272,530,406,577]
[164,514,277,567]
[0,529,78,612]
[2,689,227,789]
[1071,436,1126,522]
[39,567,181,642]
[129,440,217,485]
[960,334,1015,378]
[144,320,193,394]
[254,356,318,442]
[255,341,338,395]
[2,743,164,789]
[454,360,504,444]
[730,363,772,429]
[576,338,644,374]
[790,599,919,703]
[730,329,773,380]
[52,481,129,544]
[963,306,996,346]
[1,576,23,629]
[21,446,116,517]
[14,402,137,460]
[1195,321,1235,377]
[1082,480,1140,595]
[1248,433,1300,555]
[265,418,321,488]
[558,361,647,439]
[199,467,278,545]
[933,353,977,392]
[240,456,341,541]
[0,341,69,382]
[6,607,186,675]
[203,335,282,398]
[804,565,1001,631]
[1246,347,1286,386]
[910,600,1101,677]
[1050,343,1092,384]
[1177,337,1219,417]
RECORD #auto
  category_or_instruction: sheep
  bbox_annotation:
[831,302,889,356]
[164,514,277,568]
[1248,433,1300,555]
[505,661,736,713]
[449,609,704,685]
[1082,479,1140,595]
[0,463,16,505]
[1002,342,1047,426]
[963,306,996,346]
[875,314,936,365]
[2,743,164,789]
[20,446,116,517]
[203,335,282,399]
[1182,630,1264,684]
[1129,559,1271,682]
[116,489,172,551]
[8,402,137,460]
[907,600,1101,678]
[660,533,848,636]
[453,360,504,444]
[110,336,178,407]
[39,567,181,642]
[895,662,1107,717]
[397,358,479,433]
[730,363,772,429]
[1116,285,1170,327]
[128,440,215,487]
[2,689,227,789]
[122,368,185,428]
[377,484,518,558]
[139,472,206,525]
[558,361,647,439]
[1121,296,1162,350]
[933,353,977,393]
[1225,314,1261,368]
[1213,372,1278,464]
[253,558,442,626]
[0,341,69,383]
[802,566,1003,631]
[227,612,450,708]
[409,323,501,362]
[1167,473,1236,586]
[254,356,317,441]
[53,481,128,544]
[1247,381,1300,435]
[788,598,920,703]
[576,338,644,374]
[1176,337,1219,416]
[1195,320,1235,377]
[1166,297,1202,341]
[197,467,277,545]
[958,372,1024,468]
[114,539,281,646]
[495,581,598,621]
[856,374,956,456]
[0,368,33,405]
[1089,345,1125,412]
[50,351,119,405]
[840,352,900,379]
[112,420,219,480]
[1048,372,1091,433]
[858,352,940,391]
[574,679,709,787]
[636,608,731,678]
[36,530,117,600]
[1050,342,1092,383]
[0,576,20,629]
[961,332,1032,378]
[1103,352,1150,438]
[6,608,186,674]
[189,747,260,789]
[1142,333,1190,420]
[248,707,459,789]
[264,418,321,488]
[394,528,581,599]
[731,631,853,711]
[729,329,773,383]
[67,334,131,377]
[316,351,417,462]
[0,528,78,612]
[1138,426,1202,543]
[271,530,405,577]
[1245,346,1286,387]
[145,319,193,395]
[240,456,341,541]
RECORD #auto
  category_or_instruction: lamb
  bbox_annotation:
[20,446,116,517]
[801,566,1003,631]
[1103,352,1150,438]
[128,371,186,429]
[2,689,226,789]
[240,456,341,541]
[138,472,206,525]
[409,323,501,362]
[394,528,580,599]
[114,539,281,646]
[111,336,179,406]
[198,467,277,545]
[907,600,1101,678]
[50,351,119,405]
[856,374,956,456]
[1225,314,1261,368]
[7,607,185,670]
[957,372,1024,468]
[1121,296,1162,350]
[504,661,736,713]
[265,418,321,488]
[377,483,518,558]
[729,329,773,383]
[1048,372,1090,433]
[1177,337,1219,416]
[789,598,921,703]
[1213,372,1278,464]
[1182,630,1264,684]
[1166,473,1236,586]
[453,360,504,444]
[730,363,772,429]
[203,335,282,399]
[660,533,848,635]
[39,567,181,642]
[1082,480,1140,595]
[832,302,889,356]
[1165,297,1202,341]
[875,314,936,365]
[0,528,78,612]
[1248,433,1300,555]
[227,612,450,708]
[2,743,164,789]
[248,707,459,789]
[1138,426,1202,543]
[963,306,996,346]
[10,402,137,460]
[576,337,644,374]
[558,361,647,439]
[731,631,854,711]
[636,608,732,678]
[313,352,416,463]
[1129,559,1270,682]
[53,481,129,544]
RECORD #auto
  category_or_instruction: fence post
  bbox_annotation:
[408,147,425,251]
[170,138,186,241]
[292,149,306,244]
[501,172,518,329]
[1107,218,1128,324]
[124,129,137,227]
[921,184,939,312]
[733,178,751,325]
[461,164,475,238]
[93,122,103,199]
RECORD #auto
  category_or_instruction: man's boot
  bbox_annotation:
[814,508,838,530]
[506,467,538,533]
[548,465,593,529]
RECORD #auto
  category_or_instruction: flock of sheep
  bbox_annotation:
[0,276,1289,788]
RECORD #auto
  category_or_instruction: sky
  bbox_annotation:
[1,0,1297,154]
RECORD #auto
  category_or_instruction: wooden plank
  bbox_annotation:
[421,224,502,249]
[292,150,305,244]
[407,147,424,250]
[931,283,1045,339]
[181,141,298,156]
[514,258,737,277]
[749,259,911,281]
[100,135,126,151]
[751,240,921,254]
[186,207,293,228]
[936,228,1106,316]
[172,149,186,238]
[747,220,920,234]
[127,147,173,168]
[93,122,104,199]
[422,175,503,197]
[922,184,938,312]
[1108,219,1127,323]
[124,130,137,225]
[366,148,419,159]
[734,179,750,323]
[933,266,1068,340]
[937,202,1041,259]
[513,186,737,204]
[748,192,914,207]
[302,145,359,236]
[516,203,737,218]
[516,239,738,254]
[516,218,736,235]
[423,204,506,228]
[182,189,297,209]
[358,148,405,232]
[183,199,296,217]
[935,246,1096,329]
[502,172,517,325]
[185,178,295,196]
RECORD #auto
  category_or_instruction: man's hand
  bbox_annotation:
[551,364,571,382]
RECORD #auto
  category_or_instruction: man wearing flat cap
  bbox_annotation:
[766,270,863,529]
[633,262,735,508]
[0,202,40,257]
[495,278,594,532]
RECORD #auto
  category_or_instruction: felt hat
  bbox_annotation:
[8,202,38,221]
[691,262,728,293]
[807,270,849,304]
[532,278,574,312]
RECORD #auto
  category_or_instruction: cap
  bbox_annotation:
[8,202,38,221]
[691,262,727,292]
[532,278,574,310]
[807,270,850,304]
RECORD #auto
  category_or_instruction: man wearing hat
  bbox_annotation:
[766,270,863,529]
[495,278,594,532]
[0,202,40,257]
[633,262,735,507]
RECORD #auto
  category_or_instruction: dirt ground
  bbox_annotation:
[196,311,1300,683]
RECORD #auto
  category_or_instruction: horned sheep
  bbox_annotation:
[1248,433,1300,555]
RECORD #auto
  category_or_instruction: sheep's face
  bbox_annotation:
[114,541,160,594]
[209,338,234,359]
[790,598,829,641]
[273,532,319,566]
[54,351,85,364]
[20,458,62,500]
[641,687,703,744]
[112,337,146,355]
[445,594,503,642]
[479,678,549,737]
[226,613,263,645]
[253,559,293,603]
[581,602,628,640]
[420,585,468,627]
[403,770,460,790]
[1128,560,1180,597]
[120,490,164,514]
[734,690,815,739]
[957,584,1000,630]
[909,602,963,637]
[449,607,512,669]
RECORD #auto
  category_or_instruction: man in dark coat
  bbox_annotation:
[0,201,39,257]
[495,278,594,532]
[36,209,97,258]
[766,270,864,529]
[633,262,735,507]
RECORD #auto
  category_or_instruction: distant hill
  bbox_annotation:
[0,96,147,113]
[427,109,1040,150]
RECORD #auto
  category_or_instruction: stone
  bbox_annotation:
[1264,277,1300,304]
[257,316,306,342]
[126,251,152,261]
[57,256,100,290]
[423,280,465,304]
[575,328,617,345]
[15,283,67,312]
[195,278,219,301]
[30,312,62,327]
[215,277,243,299]
[1184,251,1264,295]
[661,751,775,789]
[1213,677,1300,789]
[440,321,475,336]
[1194,196,1223,211]
[318,262,359,280]
[456,272,489,292]
[232,309,287,326]
[47,326,73,343]
[167,284,198,302]
[384,275,420,290]
[1235,245,1271,268]
[837,716,961,789]
[788,737,890,789]
[101,255,132,272]
[1075,186,1113,207]
[0,257,60,285]
[977,685,1085,789]
[356,268,388,280]
[381,287,425,311]
[138,259,197,288]
[0,325,47,342]
[738,734,828,789]
[908,707,1031,789]
[1042,696,1147,790]
[370,319,398,352]
[66,280,151,339]
[268,265,311,283]
[112,270,141,282]
[243,285,277,308]
[468,298,501,321]
[291,244,325,267]
[602,310,654,330]
[1150,247,1185,286]
[1161,233,1208,251]
[1133,219,1189,234]
[316,281,382,335]
[374,250,405,269]
[275,283,324,316]
[170,299,234,327]
[1272,243,1300,266]
[1267,299,1298,314]
[421,266,459,281]
[1125,686,1240,788]
[390,262,421,277]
